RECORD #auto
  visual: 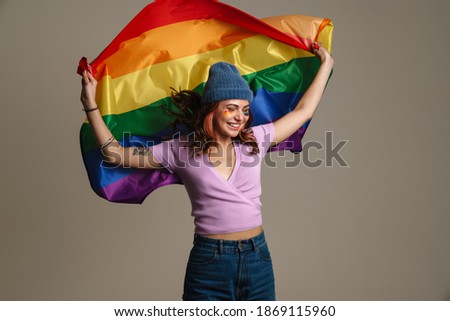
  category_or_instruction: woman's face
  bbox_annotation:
[212,99,250,140]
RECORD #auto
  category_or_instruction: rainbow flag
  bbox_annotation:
[78,0,333,203]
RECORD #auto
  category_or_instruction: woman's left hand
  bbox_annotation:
[312,42,334,67]
[80,70,98,110]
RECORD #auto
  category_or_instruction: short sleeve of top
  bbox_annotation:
[148,139,178,174]
[251,122,275,156]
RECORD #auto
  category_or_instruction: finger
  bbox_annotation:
[81,70,90,85]
[86,71,94,82]
[86,70,96,83]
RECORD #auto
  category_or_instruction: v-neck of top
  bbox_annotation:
[205,141,240,183]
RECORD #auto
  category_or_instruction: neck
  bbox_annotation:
[207,135,233,156]
[215,134,232,147]
[208,137,235,160]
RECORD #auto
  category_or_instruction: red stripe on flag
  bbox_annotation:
[84,0,311,75]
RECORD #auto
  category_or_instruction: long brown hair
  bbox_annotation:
[168,88,259,155]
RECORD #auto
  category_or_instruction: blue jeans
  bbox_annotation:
[182,231,275,301]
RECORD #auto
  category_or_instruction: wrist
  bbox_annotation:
[321,55,334,68]
[82,105,99,112]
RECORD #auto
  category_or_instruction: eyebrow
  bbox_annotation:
[225,104,250,108]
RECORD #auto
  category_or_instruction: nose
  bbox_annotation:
[234,110,244,122]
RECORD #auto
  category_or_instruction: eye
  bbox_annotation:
[243,108,250,116]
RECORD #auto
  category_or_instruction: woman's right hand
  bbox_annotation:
[80,70,98,110]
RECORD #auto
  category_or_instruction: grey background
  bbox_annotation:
[1,0,449,300]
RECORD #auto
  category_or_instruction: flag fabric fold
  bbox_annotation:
[78,0,333,203]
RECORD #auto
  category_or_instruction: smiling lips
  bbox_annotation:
[227,122,243,130]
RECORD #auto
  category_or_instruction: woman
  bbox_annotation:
[80,43,333,300]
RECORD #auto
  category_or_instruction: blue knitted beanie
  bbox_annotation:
[201,62,253,104]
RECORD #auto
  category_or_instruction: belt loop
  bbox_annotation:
[193,234,197,245]
[251,239,257,252]
[219,239,223,255]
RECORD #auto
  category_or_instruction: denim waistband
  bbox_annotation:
[193,231,266,253]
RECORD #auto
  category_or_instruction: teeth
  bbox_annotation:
[228,123,240,128]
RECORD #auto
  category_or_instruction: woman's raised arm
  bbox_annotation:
[272,43,334,144]
[80,70,162,170]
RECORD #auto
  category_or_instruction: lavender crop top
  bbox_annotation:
[150,122,275,234]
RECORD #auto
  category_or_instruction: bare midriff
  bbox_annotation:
[203,226,263,240]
